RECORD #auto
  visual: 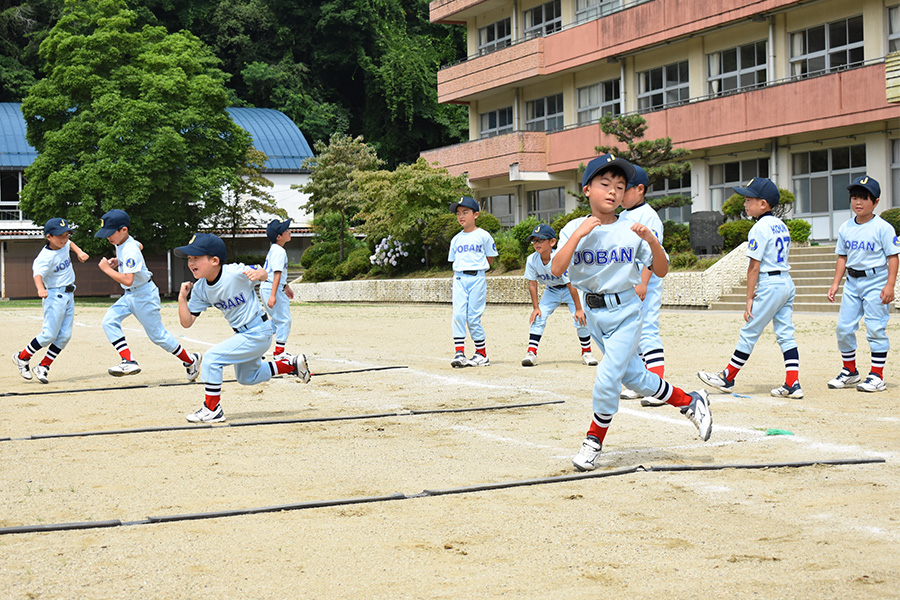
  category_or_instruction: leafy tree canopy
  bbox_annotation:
[19,0,251,255]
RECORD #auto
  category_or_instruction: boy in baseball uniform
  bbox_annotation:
[448,196,498,368]
[617,165,668,405]
[826,175,900,392]
[260,218,294,359]
[176,233,310,423]
[12,218,90,383]
[552,154,712,471]
[95,209,201,380]
[520,223,597,367]
[697,178,802,398]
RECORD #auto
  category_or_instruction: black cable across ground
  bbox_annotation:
[0,457,884,536]
[3,400,565,442]
[0,366,409,398]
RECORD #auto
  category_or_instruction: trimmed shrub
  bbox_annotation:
[880,208,900,236]
[302,261,336,282]
[475,211,502,234]
[334,247,372,280]
[494,229,524,270]
[509,216,543,254]
[669,251,698,270]
[662,220,691,255]
[718,219,754,251]
[785,218,811,243]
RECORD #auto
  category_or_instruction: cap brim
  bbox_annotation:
[732,186,753,197]
[584,158,636,186]
[94,227,118,238]
[174,244,204,258]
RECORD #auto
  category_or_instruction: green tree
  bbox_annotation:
[19,0,251,255]
[354,156,470,268]
[593,113,693,213]
[297,133,382,261]
[207,147,287,256]
[0,0,59,101]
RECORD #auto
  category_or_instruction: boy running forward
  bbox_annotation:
[826,175,900,392]
[95,209,201,380]
[260,218,295,359]
[13,218,89,383]
[697,178,802,398]
[520,223,597,367]
[617,165,668,406]
[448,196,498,368]
[176,233,310,423]
[552,154,712,472]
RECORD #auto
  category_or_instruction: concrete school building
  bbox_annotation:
[422,0,900,239]
[0,103,314,299]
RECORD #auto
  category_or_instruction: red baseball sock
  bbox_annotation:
[648,365,664,378]
[173,347,192,363]
[586,421,609,444]
[204,394,220,411]
[275,345,285,356]
[18,349,33,361]
[666,387,692,407]
[724,364,740,380]
[119,349,133,361]
[871,366,884,378]
[275,360,294,375]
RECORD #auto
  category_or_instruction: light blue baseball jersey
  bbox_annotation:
[448,228,497,271]
[835,215,900,268]
[115,236,152,288]
[747,214,791,273]
[524,250,570,286]
[558,216,652,294]
[188,263,267,329]
[263,244,288,284]
[33,241,75,289]
[620,202,663,248]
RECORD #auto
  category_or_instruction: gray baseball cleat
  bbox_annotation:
[681,390,713,441]
[13,353,32,380]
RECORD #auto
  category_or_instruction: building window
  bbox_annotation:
[647,170,692,223]
[577,79,621,124]
[480,107,514,138]
[890,6,900,53]
[707,41,767,97]
[525,94,564,132]
[527,187,566,223]
[524,0,562,39]
[790,15,864,79]
[478,18,512,55]
[637,61,689,111]
[891,139,900,208]
[0,172,23,221]
[575,0,627,23]
[709,159,770,212]
[792,144,866,214]
[485,194,516,227]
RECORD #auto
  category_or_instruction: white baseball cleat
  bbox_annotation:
[12,353,32,380]
[32,364,49,384]
[450,352,468,368]
[521,351,537,367]
[572,437,602,471]
[108,360,141,377]
[185,352,202,382]
[857,374,886,392]
[640,396,667,407]
[581,352,598,366]
[697,370,734,393]
[186,404,225,423]
[681,390,712,441]
[467,354,490,367]
[827,369,860,389]
[619,387,641,400]
[292,353,311,383]
[770,382,804,399]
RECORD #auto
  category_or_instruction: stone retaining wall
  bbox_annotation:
[290,242,751,308]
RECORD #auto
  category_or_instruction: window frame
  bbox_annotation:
[789,15,865,79]
[478,18,512,55]
[525,93,564,133]
[479,106,514,138]
[791,144,867,215]
[707,40,768,97]
[526,187,567,223]
[709,159,770,212]
[637,61,690,112]
[524,0,562,40]
[577,79,622,124]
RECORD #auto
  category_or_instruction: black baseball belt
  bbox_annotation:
[847,267,881,278]
[584,292,621,309]
[549,284,567,290]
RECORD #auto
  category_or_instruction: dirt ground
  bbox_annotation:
[0,300,898,599]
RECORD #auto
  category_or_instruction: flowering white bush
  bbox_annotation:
[369,235,409,268]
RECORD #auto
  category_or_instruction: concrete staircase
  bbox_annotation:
[709,245,842,312]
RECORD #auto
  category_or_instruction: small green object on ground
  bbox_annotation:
[766,428,794,436]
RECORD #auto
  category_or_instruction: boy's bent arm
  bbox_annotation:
[828,255,847,302]
[881,254,898,304]
[177,282,196,328]
[69,241,89,262]
[98,258,134,287]
[33,275,48,298]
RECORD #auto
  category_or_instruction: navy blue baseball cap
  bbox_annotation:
[94,209,131,238]
[582,153,636,188]
[526,223,557,242]
[266,218,292,243]
[174,233,228,262]
[733,177,780,207]
[847,175,881,199]
[44,217,74,236]
[450,196,480,213]
[626,165,650,190]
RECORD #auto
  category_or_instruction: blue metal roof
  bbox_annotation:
[0,103,38,168]
[0,103,313,172]
[227,107,313,172]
